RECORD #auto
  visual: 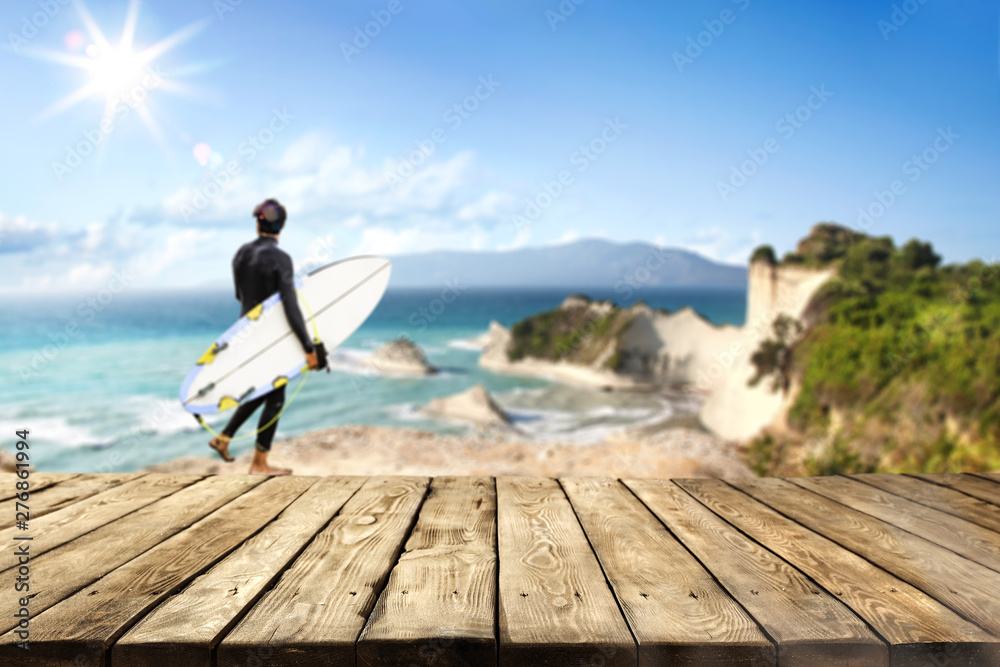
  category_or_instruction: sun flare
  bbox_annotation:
[19,0,209,152]
[87,45,146,99]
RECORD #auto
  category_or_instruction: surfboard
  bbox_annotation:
[179,255,391,415]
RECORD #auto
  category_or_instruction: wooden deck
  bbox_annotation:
[3,472,1000,666]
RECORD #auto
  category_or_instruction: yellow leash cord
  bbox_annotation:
[195,289,323,443]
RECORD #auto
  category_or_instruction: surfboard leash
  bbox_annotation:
[193,288,327,444]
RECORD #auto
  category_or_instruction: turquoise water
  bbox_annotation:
[0,288,745,472]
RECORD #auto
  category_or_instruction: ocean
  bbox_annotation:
[0,287,746,473]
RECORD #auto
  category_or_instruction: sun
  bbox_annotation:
[20,0,209,149]
[87,44,146,99]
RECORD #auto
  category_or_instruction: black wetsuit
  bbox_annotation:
[221,236,314,453]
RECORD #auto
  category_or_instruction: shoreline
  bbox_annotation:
[142,421,753,479]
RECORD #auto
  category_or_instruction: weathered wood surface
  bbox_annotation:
[852,473,1000,534]
[358,476,498,667]
[0,473,200,559]
[497,476,636,667]
[2,471,999,666]
[115,476,365,667]
[625,478,887,666]
[0,475,263,635]
[217,475,429,667]
[730,476,1000,638]
[0,473,136,526]
[0,476,315,666]
[0,472,79,503]
[911,472,1000,506]
[679,478,1000,666]
[561,477,773,666]
[796,475,1000,573]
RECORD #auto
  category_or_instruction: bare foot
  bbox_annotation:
[248,464,292,476]
[208,435,234,462]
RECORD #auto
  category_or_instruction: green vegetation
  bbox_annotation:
[747,315,803,392]
[507,297,635,368]
[749,245,777,265]
[779,222,864,267]
[748,223,1000,476]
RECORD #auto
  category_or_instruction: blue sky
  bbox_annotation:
[0,0,997,291]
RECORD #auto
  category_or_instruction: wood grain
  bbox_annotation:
[0,474,264,636]
[0,473,199,560]
[679,478,1000,666]
[730,477,1000,638]
[911,473,1000,506]
[0,473,137,527]
[358,476,498,667]
[562,477,774,667]
[114,476,365,667]
[0,472,80,502]
[217,476,429,667]
[496,476,636,667]
[851,473,1000,534]
[0,476,314,666]
[794,475,1000,572]
[624,478,886,666]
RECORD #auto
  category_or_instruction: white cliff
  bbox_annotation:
[698,261,834,441]
[476,261,835,442]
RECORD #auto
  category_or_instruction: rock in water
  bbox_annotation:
[422,384,512,428]
[366,337,437,375]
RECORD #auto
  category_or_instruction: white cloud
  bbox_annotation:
[15,261,115,293]
[274,131,332,173]
[496,226,532,252]
[555,230,580,245]
[456,191,514,222]
[132,229,217,279]
[676,225,760,264]
[157,131,498,236]
[351,224,490,257]
[0,212,58,254]
[0,214,230,292]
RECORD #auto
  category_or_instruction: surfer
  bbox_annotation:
[208,199,321,474]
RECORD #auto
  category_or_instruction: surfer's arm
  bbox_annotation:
[231,250,242,302]
[276,258,315,354]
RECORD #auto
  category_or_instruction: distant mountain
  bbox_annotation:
[387,238,747,289]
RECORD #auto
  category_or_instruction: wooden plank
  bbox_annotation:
[358,476,498,667]
[679,478,1000,666]
[496,476,636,667]
[0,476,316,666]
[0,474,264,636]
[0,472,80,502]
[624,478,886,666]
[911,473,1000,506]
[0,473,199,559]
[730,477,1000,639]
[851,473,1000,534]
[794,476,1000,573]
[114,476,365,667]
[561,477,774,667]
[217,476,429,667]
[0,473,139,525]
[973,472,1000,482]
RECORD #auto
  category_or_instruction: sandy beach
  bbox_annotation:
[143,422,754,479]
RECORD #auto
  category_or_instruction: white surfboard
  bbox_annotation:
[180,256,391,415]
